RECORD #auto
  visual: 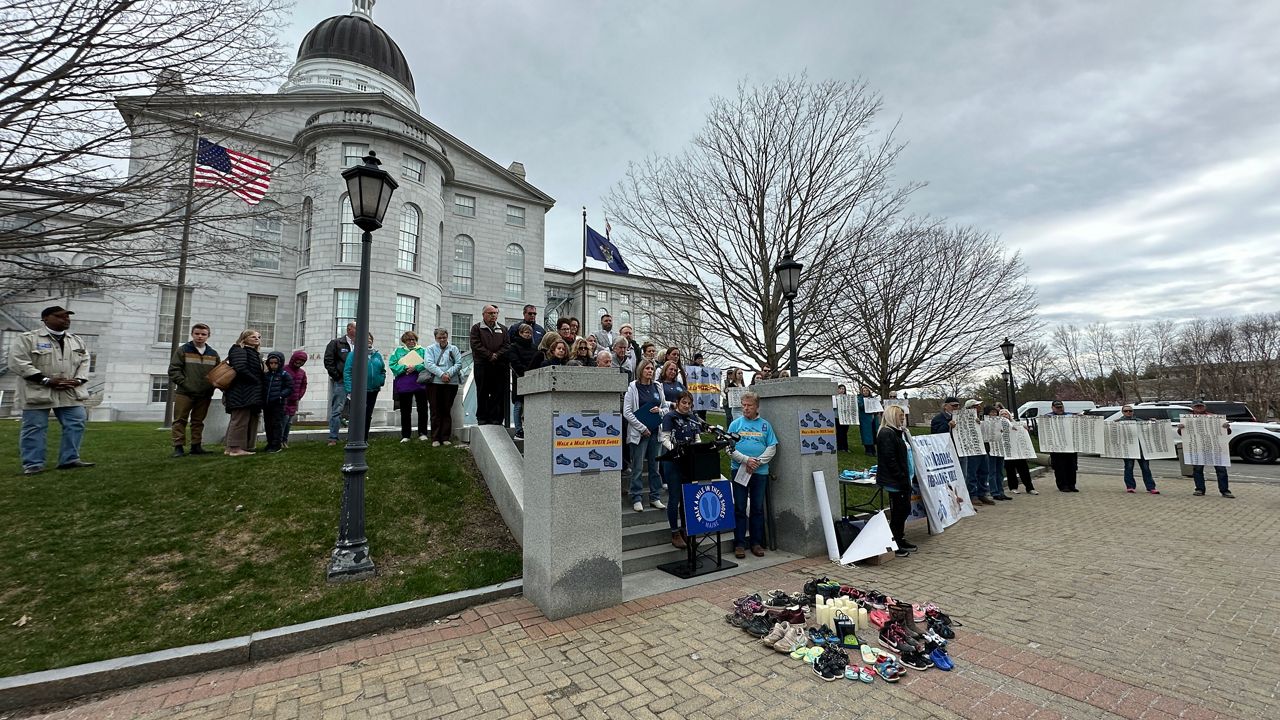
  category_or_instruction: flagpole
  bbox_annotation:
[164,117,202,427]
[581,206,587,327]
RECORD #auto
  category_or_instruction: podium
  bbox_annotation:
[656,442,738,579]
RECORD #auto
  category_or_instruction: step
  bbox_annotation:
[622,520,679,551]
[620,497,671,527]
[621,536,736,575]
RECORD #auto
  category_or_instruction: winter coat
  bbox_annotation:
[167,341,220,398]
[469,321,508,369]
[858,394,881,446]
[323,334,355,383]
[344,348,386,393]
[224,344,264,410]
[389,344,428,395]
[421,343,463,385]
[875,425,912,491]
[7,326,91,409]
[506,335,540,397]
[283,350,308,415]
[930,411,953,435]
[262,351,293,405]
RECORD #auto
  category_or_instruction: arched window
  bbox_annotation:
[79,255,105,299]
[598,307,609,321]
[299,196,313,267]
[339,195,360,263]
[618,310,631,326]
[504,243,524,300]
[452,235,474,294]
[398,203,420,272]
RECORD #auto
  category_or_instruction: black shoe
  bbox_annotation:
[266,446,283,454]
[894,548,910,558]
[171,446,185,458]
[1221,492,1235,498]
[189,444,208,455]
[1068,488,1080,492]
[898,540,919,551]
[1193,490,1205,496]
[56,459,95,469]
[994,495,1012,501]
[23,465,44,476]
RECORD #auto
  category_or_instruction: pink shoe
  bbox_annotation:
[1148,489,1160,495]
[1125,488,1135,493]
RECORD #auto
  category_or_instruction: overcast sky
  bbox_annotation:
[289,0,1280,326]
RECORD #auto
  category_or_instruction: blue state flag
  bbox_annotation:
[585,225,629,274]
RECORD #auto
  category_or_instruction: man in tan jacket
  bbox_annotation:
[7,306,94,475]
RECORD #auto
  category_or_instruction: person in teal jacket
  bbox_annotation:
[343,332,386,442]
[857,385,881,456]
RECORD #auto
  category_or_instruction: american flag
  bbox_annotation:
[194,138,271,205]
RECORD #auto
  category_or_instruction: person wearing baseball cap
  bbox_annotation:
[1047,400,1079,492]
[7,306,95,475]
[1178,401,1234,498]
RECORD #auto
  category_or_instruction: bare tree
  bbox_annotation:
[0,0,293,293]
[1012,338,1060,387]
[1051,324,1092,396]
[606,76,915,372]
[831,223,1039,394]
[1083,322,1115,400]
[1237,312,1280,419]
[1147,319,1178,399]
[1110,323,1150,403]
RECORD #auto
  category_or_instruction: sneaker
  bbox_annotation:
[1221,492,1235,498]
[1148,489,1160,495]
[171,447,185,457]
[573,457,589,468]
[419,435,430,441]
[1125,488,1135,493]
[581,426,597,437]
[1027,489,1039,495]
[603,456,618,468]
[432,441,441,447]
[761,621,790,646]
[556,454,571,466]
[774,625,809,653]
[566,417,582,428]
[1193,490,1206,496]
[327,440,338,447]
[743,616,774,638]
[592,416,607,427]
[894,548,910,558]
[589,449,603,460]
[632,501,644,512]
[513,433,524,440]
[650,499,666,509]
[994,495,1012,501]
[400,438,410,444]
[443,441,452,446]
[555,425,570,437]
[1010,488,1020,494]
[23,465,44,476]
[605,425,620,436]
[898,540,919,551]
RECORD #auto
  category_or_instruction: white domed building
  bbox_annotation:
[36,1,556,421]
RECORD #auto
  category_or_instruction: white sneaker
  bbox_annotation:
[651,499,667,509]
[632,501,644,512]
[419,435,429,441]
[400,438,410,444]
[1028,489,1040,495]
[432,441,441,447]
[443,441,452,446]
[1010,489,1020,494]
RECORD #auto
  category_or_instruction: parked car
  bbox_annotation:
[1137,400,1256,423]
[1089,404,1280,464]
[1017,400,1096,420]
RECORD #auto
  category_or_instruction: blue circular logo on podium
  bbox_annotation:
[697,489,723,523]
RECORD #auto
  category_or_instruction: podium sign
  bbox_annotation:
[683,480,735,536]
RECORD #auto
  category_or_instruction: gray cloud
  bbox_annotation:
[290,0,1280,325]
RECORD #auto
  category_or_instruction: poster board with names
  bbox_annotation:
[551,411,624,475]
[861,395,884,414]
[685,365,722,411]
[1037,414,1074,453]
[1180,414,1231,467]
[799,409,837,454]
[1137,421,1178,459]
[726,386,746,410]
[908,432,977,532]
[835,394,857,425]
[985,418,1008,457]
[952,408,985,457]
[1073,415,1105,456]
[884,398,909,415]
[1004,422,1039,460]
[1102,421,1142,459]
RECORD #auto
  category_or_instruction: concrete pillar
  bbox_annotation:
[519,366,628,619]
[752,377,840,557]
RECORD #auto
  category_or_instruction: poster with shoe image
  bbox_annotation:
[552,411,624,475]
[1180,414,1231,467]
[907,432,977,532]
[1072,415,1105,455]
[1136,421,1177,459]
[1037,414,1074,453]
[951,408,985,457]
[799,409,837,455]
[1102,422,1142,459]
[685,365,722,411]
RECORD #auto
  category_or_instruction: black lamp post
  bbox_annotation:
[999,337,1016,412]
[773,253,803,377]
[327,151,398,583]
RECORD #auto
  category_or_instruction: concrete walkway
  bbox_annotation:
[18,470,1278,719]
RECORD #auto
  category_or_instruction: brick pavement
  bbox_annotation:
[15,472,1278,719]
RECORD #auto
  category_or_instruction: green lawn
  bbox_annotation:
[0,421,520,678]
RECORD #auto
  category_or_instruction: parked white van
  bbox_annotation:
[1017,400,1096,420]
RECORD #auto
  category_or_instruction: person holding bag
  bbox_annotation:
[223,329,264,457]
[389,331,430,443]
[422,327,463,446]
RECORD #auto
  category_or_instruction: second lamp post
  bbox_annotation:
[1000,337,1017,412]
[327,150,398,583]
[773,253,803,377]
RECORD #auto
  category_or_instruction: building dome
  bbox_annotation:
[296,10,414,93]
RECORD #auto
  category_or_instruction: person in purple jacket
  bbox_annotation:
[282,350,308,448]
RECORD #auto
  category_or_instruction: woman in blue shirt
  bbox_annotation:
[659,361,685,404]
[727,391,777,558]
[658,391,701,548]
[622,360,666,513]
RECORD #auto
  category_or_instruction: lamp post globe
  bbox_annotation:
[999,337,1015,362]
[328,151,398,583]
[772,254,804,376]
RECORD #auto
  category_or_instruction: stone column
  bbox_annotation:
[751,377,841,557]
[520,366,628,619]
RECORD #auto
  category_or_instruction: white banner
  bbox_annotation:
[1073,415,1105,455]
[908,433,977,532]
[984,418,1007,457]
[835,394,857,425]
[1004,422,1039,460]
[862,395,883,414]
[1137,421,1177,460]
[1102,421,1142,459]
[726,386,746,409]
[884,398,909,414]
[952,408,985,457]
[1037,414,1074,453]
[1181,414,1231,467]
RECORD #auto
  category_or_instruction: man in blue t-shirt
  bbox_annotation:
[726,391,778,558]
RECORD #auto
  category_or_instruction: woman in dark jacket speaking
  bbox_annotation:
[876,404,918,556]
[224,329,265,456]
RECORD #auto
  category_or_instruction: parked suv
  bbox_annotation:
[1138,400,1255,423]
[1090,404,1280,464]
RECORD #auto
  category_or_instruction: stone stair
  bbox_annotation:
[620,496,735,575]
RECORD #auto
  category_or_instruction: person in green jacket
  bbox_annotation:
[388,331,430,443]
[343,333,386,442]
[167,323,221,457]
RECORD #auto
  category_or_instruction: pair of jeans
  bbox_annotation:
[171,393,211,447]
[662,460,685,531]
[963,454,988,497]
[1123,458,1156,491]
[327,380,345,441]
[513,398,524,435]
[733,471,768,549]
[283,414,295,443]
[629,434,662,503]
[20,406,87,469]
[986,454,1007,498]
[1192,465,1229,494]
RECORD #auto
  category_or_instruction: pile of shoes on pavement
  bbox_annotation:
[724,576,960,682]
